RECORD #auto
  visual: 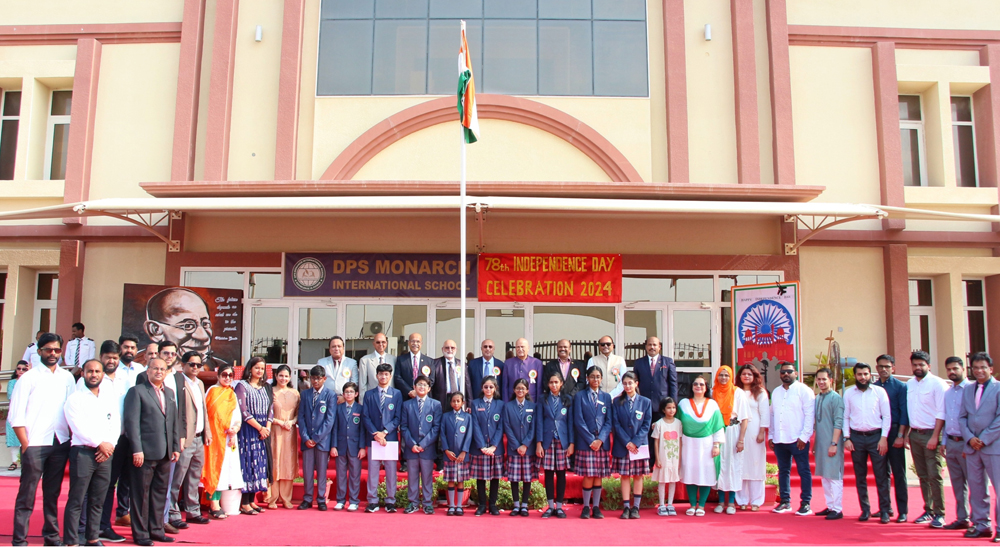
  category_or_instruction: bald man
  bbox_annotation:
[358,333,396,399]
[587,336,626,393]
[502,338,544,402]
[142,287,226,368]
[393,333,435,401]
[542,339,587,398]
[432,340,473,408]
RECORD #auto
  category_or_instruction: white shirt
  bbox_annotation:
[842,384,891,437]
[184,374,205,434]
[64,337,96,368]
[8,365,76,446]
[76,372,130,434]
[22,343,41,368]
[116,361,147,389]
[769,381,815,444]
[64,384,120,448]
[906,373,948,430]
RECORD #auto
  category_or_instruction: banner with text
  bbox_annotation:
[478,254,622,303]
[284,253,477,298]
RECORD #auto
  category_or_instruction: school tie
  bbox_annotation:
[486,399,492,415]
[518,402,525,434]
[449,361,458,393]
[551,398,560,439]
[483,359,490,378]
[977,382,986,409]
[379,388,386,411]
[650,356,657,376]
[591,391,598,408]
[412,355,419,381]
[74,340,81,368]
[418,397,424,416]
[628,397,634,412]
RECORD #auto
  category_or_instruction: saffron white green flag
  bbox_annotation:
[457,20,479,144]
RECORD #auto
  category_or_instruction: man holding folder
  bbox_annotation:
[362,363,403,512]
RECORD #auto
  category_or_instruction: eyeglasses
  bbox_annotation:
[219,372,234,379]
[155,318,212,335]
[186,362,204,368]
[779,370,795,375]
[40,347,62,354]
[598,342,612,347]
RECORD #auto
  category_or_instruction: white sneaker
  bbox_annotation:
[657,505,668,516]
[714,504,725,513]
[347,503,358,512]
[334,502,345,510]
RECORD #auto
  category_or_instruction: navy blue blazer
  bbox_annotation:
[467,357,505,401]
[333,401,365,455]
[632,355,678,409]
[441,410,474,455]
[400,397,441,460]
[874,375,909,441]
[361,386,403,442]
[502,399,537,450]
[394,353,437,400]
[572,389,613,450]
[470,398,506,456]
[298,387,338,452]
[610,394,653,458]
[536,393,574,449]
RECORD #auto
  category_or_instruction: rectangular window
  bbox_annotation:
[899,95,926,187]
[965,279,987,356]
[34,272,58,334]
[45,91,71,180]
[909,278,934,355]
[952,96,977,188]
[317,2,648,97]
[0,91,20,181]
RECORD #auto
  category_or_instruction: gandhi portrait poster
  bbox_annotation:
[121,283,243,368]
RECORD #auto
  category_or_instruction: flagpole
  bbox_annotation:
[460,114,467,369]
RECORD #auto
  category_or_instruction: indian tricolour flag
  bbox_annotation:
[457,20,479,144]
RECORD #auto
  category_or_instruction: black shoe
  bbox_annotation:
[825,511,843,520]
[168,520,188,530]
[297,502,311,510]
[447,507,456,516]
[456,507,464,516]
[630,506,640,519]
[521,508,530,517]
[475,505,486,516]
[541,508,553,518]
[944,519,971,530]
[385,505,397,513]
[896,513,907,523]
[966,528,993,539]
[404,504,419,514]
[317,502,327,511]
[913,512,933,524]
[84,542,105,546]
[858,509,870,521]
[620,507,631,519]
[880,512,891,524]
[581,506,591,519]
[888,509,894,517]
[366,505,378,513]
[489,506,500,516]
[815,508,831,516]
[509,507,520,517]
[98,529,125,543]
[43,541,65,546]
[592,506,605,519]
[555,509,567,519]
[423,506,434,515]
[134,540,154,547]
[149,535,174,543]
[185,515,210,525]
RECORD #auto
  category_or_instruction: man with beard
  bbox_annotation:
[813,368,845,521]
[502,338,544,402]
[543,339,587,398]
[63,359,120,547]
[942,356,973,531]
[769,361,814,516]
[873,354,909,522]
[9,332,75,546]
[587,336,626,393]
[432,339,472,408]
[103,336,142,535]
[85,340,128,543]
[843,362,891,523]
[959,352,1000,541]
[906,350,948,529]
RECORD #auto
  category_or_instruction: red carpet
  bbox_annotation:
[0,476,980,545]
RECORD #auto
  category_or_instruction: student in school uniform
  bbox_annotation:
[470,376,506,516]
[504,379,538,517]
[297,365,337,511]
[612,371,653,520]
[537,370,575,518]
[362,363,403,513]
[441,392,473,516]
[573,365,613,519]
[400,375,441,515]
[332,382,366,512]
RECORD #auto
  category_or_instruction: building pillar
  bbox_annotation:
[883,244,911,365]
[56,240,85,340]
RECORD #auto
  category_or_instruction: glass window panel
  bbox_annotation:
[951,96,972,122]
[484,308,524,359]
[623,276,713,302]
[184,271,244,290]
[298,307,339,364]
[898,95,921,121]
[430,0,482,18]
[373,19,428,94]
[721,306,732,368]
[482,19,537,94]
[539,0,590,19]
[322,0,374,18]
[347,304,427,358]
[533,306,614,361]
[0,272,7,299]
[428,19,481,94]
[719,275,781,302]
[909,279,933,307]
[910,314,931,353]
[624,309,661,368]
[0,120,18,180]
[249,272,282,299]
[317,20,374,95]
[677,371,713,400]
[539,20,591,95]
[954,124,977,187]
[51,91,72,116]
[485,0,535,18]
[250,307,289,365]
[39,308,53,333]
[375,0,428,18]
[673,310,711,367]
[968,309,986,354]
[593,0,645,20]
[49,124,69,180]
[37,273,57,300]
[435,309,476,358]
[3,91,21,116]
[900,127,921,186]
[593,20,647,97]
[966,279,984,307]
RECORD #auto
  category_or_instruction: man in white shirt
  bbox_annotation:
[942,356,973,530]
[21,329,44,367]
[842,362,892,523]
[9,332,76,546]
[769,361,815,516]
[318,336,359,404]
[358,333,396,398]
[586,335,626,393]
[65,322,96,370]
[101,337,138,541]
[906,350,948,529]
[63,359,121,547]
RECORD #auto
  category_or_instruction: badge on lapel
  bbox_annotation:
[560,408,567,416]
[421,365,431,376]
[459,425,467,433]
[528,370,537,384]
[492,366,501,376]
[353,416,361,424]
[635,410,643,420]
[425,414,433,423]
[388,403,394,410]
[320,404,327,414]
[493,413,500,422]
[571,368,580,380]
[342,368,351,378]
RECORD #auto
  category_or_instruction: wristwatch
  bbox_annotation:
[830,442,837,446]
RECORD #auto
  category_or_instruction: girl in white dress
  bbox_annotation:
[651,398,682,516]
[678,376,725,517]
[734,364,770,510]
[712,365,750,514]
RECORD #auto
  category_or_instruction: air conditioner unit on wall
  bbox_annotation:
[362,321,384,337]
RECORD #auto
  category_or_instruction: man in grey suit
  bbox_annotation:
[358,333,396,399]
[124,358,181,546]
[958,352,1000,541]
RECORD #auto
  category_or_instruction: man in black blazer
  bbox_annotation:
[633,336,677,467]
[124,358,180,546]
[542,339,587,398]
[467,339,505,400]
[431,339,473,408]
[394,333,436,400]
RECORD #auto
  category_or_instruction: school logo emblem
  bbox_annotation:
[291,257,325,292]
[319,404,327,413]
[601,406,607,414]
[571,368,579,380]
[388,403,394,410]
[426,414,433,423]
[353,416,360,424]
[421,366,431,376]
[459,425,467,433]
[492,366,500,376]
[635,411,643,420]
[560,408,567,416]
[493,413,500,422]
[526,415,532,423]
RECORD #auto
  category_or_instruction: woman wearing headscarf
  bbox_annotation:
[201,363,245,519]
[678,375,725,516]
[712,365,750,514]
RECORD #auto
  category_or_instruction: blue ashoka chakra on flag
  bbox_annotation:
[738,299,794,346]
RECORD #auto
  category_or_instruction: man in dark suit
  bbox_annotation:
[124,358,180,546]
[633,336,677,467]
[467,339,504,400]
[542,339,587,398]
[874,354,910,522]
[393,333,435,400]
[959,352,1000,541]
[432,339,473,408]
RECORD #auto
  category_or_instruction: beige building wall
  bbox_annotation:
[786,0,1000,30]
[0,0,183,25]
[0,248,60,369]
[79,243,166,343]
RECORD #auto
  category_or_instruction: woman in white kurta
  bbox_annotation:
[678,376,725,517]
[734,364,770,510]
[713,365,750,514]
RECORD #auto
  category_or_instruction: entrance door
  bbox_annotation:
[244,303,292,379]
[670,306,715,398]
[291,302,339,376]
[481,306,525,361]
